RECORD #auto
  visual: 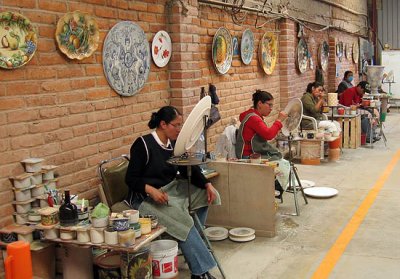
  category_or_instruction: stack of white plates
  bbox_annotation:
[304,187,338,198]
[228,227,256,242]
[204,227,228,241]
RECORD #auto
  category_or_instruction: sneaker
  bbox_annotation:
[191,272,216,279]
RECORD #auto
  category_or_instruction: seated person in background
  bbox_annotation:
[301,82,341,135]
[125,106,220,279]
[336,71,354,97]
[339,81,380,143]
[235,89,289,199]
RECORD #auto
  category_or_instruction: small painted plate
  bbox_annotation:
[259,32,277,75]
[232,36,239,57]
[229,234,256,242]
[336,41,344,61]
[346,43,351,60]
[229,227,255,238]
[102,21,150,97]
[151,30,172,67]
[0,11,37,69]
[318,41,329,72]
[352,41,359,63]
[296,38,308,74]
[55,11,99,60]
[240,29,254,65]
[204,227,228,241]
[212,27,233,74]
[304,187,338,198]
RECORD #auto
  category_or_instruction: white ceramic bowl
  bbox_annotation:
[16,203,32,214]
[123,209,140,224]
[12,173,32,189]
[31,186,45,197]
[30,173,43,185]
[44,228,59,240]
[21,158,44,173]
[14,188,32,202]
[15,213,28,224]
[90,227,105,244]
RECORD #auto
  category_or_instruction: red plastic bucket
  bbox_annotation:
[361,133,367,145]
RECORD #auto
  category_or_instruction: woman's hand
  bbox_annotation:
[145,185,169,205]
[205,183,217,204]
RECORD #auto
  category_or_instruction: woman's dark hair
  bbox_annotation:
[252,89,273,108]
[306,81,323,93]
[344,71,353,79]
[148,106,181,129]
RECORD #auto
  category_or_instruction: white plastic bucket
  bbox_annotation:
[150,240,178,279]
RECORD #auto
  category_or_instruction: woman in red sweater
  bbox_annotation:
[236,90,287,158]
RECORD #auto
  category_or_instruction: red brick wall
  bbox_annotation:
[0,0,362,274]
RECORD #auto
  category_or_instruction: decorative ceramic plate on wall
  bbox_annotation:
[352,41,359,63]
[151,30,172,67]
[346,43,351,60]
[318,41,329,72]
[212,27,233,75]
[296,38,308,74]
[0,11,37,69]
[240,29,254,65]
[259,32,277,75]
[336,41,343,61]
[55,11,99,60]
[103,21,150,97]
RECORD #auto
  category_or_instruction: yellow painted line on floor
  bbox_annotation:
[312,149,400,279]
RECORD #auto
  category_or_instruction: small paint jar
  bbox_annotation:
[60,229,76,240]
[104,227,118,245]
[90,227,105,244]
[130,222,141,238]
[77,228,91,243]
[118,229,135,247]
[43,228,59,240]
[139,218,151,235]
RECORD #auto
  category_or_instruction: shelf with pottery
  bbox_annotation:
[42,225,166,252]
[206,160,276,237]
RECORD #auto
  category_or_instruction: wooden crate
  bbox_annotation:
[336,115,361,148]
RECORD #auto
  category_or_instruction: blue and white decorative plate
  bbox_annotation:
[240,29,254,65]
[212,27,233,75]
[102,21,150,97]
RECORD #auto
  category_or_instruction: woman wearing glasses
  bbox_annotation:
[235,90,288,199]
[125,106,220,279]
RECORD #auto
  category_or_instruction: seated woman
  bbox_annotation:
[235,89,289,198]
[301,82,340,134]
[125,106,220,279]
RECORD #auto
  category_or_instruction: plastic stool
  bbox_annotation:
[5,241,33,279]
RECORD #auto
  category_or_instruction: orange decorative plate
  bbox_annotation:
[259,32,277,75]
[55,11,99,60]
[0,11,37,69]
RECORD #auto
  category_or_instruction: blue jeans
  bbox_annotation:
[178,206,216,275]
[127,194,216,275]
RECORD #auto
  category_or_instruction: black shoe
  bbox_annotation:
[191,272,216,279]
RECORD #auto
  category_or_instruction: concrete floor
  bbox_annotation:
[179,111,400,279]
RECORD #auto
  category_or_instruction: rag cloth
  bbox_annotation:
[139,179,221,241]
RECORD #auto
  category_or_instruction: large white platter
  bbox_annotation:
[304,187,338,198]
[282,98,303,136]
[174,96,211,156]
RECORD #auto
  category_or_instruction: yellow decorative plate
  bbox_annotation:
[212,27,233,74]
[352,41,359,63]
[55,11,99,60]
[259,32,277,75]
[0,11,37,69]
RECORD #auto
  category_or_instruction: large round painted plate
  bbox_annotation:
[103,21,150,97]
[318,41,329,72]
[229,227,255,238]
[282,98,303,136]
[304,187,338,198]
[205,227,228,241]
[151,30,172,68]
[55,11,99,60]
[345,43,351,60]
[212,27,233,74]
[296,38,308,74]
[174,96,211,156]
[259,32,277,75]
[240,29,254,65]
[0,11,37,69]
[352,41,359,63]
